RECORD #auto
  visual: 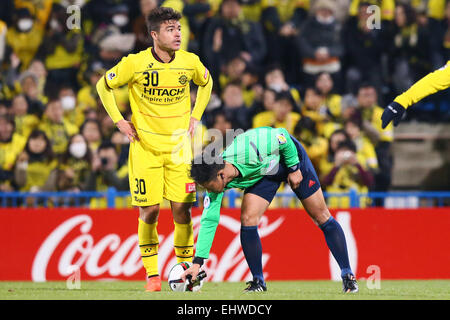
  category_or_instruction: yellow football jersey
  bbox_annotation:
[104,47,210,153]
[0,133,27,171]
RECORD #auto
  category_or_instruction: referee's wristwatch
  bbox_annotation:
[287,163,300,173]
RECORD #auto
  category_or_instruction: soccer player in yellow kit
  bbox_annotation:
[96,7,212,291]
[381,61,450,128]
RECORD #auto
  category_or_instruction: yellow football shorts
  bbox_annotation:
[128,140,196,206]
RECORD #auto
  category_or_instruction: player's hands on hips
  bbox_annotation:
[381,101,406,129]
[116,119,139,142]
[287,169,303,190]
[188,117,199,139]
[181,263,201,282]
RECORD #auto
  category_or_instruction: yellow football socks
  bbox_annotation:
[138,218,159,278]
[173,220,194,263]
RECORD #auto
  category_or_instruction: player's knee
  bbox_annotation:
[240,212,259,226]
[172,203,192,224]
[173,210,191,224]
[311,209,331,226]
[139,205,160,224]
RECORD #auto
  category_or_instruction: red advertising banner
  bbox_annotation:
[0,208,449,281]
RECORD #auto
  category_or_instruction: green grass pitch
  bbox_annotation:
[1,280,449,300]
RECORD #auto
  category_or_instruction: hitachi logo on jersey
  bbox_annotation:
[143,87,186,96]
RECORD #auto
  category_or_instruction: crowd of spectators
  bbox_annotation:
[0,0,449,208]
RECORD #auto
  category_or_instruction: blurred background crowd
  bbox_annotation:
[0,0,449,208]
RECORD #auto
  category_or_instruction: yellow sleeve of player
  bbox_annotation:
[97,55,135,124]
[191,55,210,87]
[191,55,213,121]
[96,77,124,124]
[394,61,450,109]
[104,55,135,89]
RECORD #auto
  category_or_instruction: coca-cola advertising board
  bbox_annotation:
[0,208,449,281]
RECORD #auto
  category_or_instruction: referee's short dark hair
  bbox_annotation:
[190,154,225,184]
[146,7,182,33]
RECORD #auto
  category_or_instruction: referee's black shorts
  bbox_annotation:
[244,135,321,203]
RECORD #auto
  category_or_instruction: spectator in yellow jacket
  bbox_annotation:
[0,116,27,191]
[11,94,40,139]
[14,129,58,193]
[6,8,44,71]
[38,98,79,157]
[253,90,301,134]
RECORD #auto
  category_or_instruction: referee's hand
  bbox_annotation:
[381,101,406,129]
[181,263,201,282]
[287,169,303,190]
[116,119,139,142]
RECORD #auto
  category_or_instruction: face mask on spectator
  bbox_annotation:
[61,96,76,111]
[69,142,87,159]
[268,83,284,92]
[17,18,34,32]
[112,14,129,27]
[316,15,335,25]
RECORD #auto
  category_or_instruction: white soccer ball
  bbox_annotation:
[168,261,204,292]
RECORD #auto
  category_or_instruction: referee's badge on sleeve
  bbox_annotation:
[276,133,287,145]
[204,195,210,209]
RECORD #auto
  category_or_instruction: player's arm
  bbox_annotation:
[96,77,124,124]
[189,56,213,137]
[193,191,224,264]
[96,55,139,141]
[181,191,223,281]
[382,61,450,128]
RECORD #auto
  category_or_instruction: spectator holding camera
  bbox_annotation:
[86,141,129,193]
[344,117,379,172]
[320,131,374,208]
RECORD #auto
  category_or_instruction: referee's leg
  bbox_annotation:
[301,188,355,279]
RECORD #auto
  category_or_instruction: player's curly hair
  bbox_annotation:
[146,7,182,33]
[190,154,225,184]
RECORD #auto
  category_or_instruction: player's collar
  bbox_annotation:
[151,47,175,63]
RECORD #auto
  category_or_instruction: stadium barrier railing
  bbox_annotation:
[1,188,449,208]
